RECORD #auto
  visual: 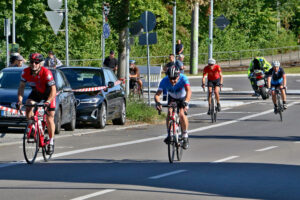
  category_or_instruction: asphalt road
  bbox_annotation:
[0,76,300,200]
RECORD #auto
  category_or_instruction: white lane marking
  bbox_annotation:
[189,102,298,134]
[148,170,187,179]
[70,189,116,200]
[256,146,278,152]
[294,141,300,143]
[212,156,239,163]
[0,102,298,169]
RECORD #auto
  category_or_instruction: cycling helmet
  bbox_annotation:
[167,65,180,79]
[208,58,216,65]
[29,53,44,63]
[129,60,136,64]
[272,61,280,68]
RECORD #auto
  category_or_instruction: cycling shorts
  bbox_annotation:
[207,78,221,88]
[168,95,186,109]
[271,78,283,86]
[28,90,56,111]
[129,78,140,89]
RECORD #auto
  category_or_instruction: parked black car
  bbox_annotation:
[0,67,76,134]
[59,66,126,129]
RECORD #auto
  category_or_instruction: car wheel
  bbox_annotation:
[95,102,106,129]
[64,105,76,131]
[55,108,62,135]
[112,100,126,125]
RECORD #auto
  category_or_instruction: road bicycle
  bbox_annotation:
[159,101,184,163]
[129,77,143,99]
[203,85,222,123]
[23,103,52,164]
[273,87,286,122]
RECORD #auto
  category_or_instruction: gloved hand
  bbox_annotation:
[44,101,50,109]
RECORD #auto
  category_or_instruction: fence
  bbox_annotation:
[65,46,300,69]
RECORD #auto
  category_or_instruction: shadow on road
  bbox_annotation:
[1,160,300,199]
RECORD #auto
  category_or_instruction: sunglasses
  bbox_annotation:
[30,61,40,64]
[169,77,178,80]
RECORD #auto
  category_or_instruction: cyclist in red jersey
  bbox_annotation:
[201,58,223,115]
[17,53,57,154]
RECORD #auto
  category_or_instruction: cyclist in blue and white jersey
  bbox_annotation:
[267,61,287,113]
[154,66,192,149]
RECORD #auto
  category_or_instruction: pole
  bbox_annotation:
[208,0,213,59]
[125,19,130,97]
[102,3,105,65]
[65,0,69,66]
[146,11,151,105]
[12,0,15,44]
[172,0,176,57]
[190,1,199,74]
[5,18,10,68]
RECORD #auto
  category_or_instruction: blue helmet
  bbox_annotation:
[129,60,136,64]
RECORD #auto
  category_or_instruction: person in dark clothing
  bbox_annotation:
[163,54,175,72]
[103,50,118,73]
[175,40,184,55]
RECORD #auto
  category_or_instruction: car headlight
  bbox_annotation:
[79,98,99,104]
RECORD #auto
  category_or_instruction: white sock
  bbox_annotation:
[182,131,188,138]
[50,138,54,145]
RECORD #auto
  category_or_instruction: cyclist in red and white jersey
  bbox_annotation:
[17,53,56,154]
[202,58,223,115]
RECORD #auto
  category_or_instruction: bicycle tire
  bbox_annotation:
[277,93,283,122]
[42,131,52,162]
[211,97,215,123]
[168,122,175,163]
[176,123,183,161]
[23,123,39,164]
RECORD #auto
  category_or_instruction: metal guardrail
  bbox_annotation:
[65,46,300,69]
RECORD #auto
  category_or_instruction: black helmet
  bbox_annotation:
[167,66,180,79]
[29,53,44,63]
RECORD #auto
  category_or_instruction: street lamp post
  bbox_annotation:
[172,0,176,57]
[208,0,213,59]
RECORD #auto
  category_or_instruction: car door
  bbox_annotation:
[54,70,70,125]
[103,69,117,118]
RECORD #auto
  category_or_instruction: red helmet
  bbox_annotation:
[29,53,44,63]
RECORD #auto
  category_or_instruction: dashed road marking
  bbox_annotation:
[256,146,278,152]
[212,156,239,163]
[70,189,116,200]
[148,170,187,179]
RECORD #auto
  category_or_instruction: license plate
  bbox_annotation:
[257,80,264,86]
[0,110,19,117]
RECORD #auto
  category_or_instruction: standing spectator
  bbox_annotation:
[176,40,184,55]
[9,54,25,67]
[163,54,175,72]
[103,50,118,74]
[44,50,63,68]
[175,54,186,74]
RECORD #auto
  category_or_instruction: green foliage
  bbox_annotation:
[0,0,298,68]
[126,99,166,123]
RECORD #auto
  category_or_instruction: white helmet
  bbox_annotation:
[272,61,280,67]
[208,58,216,65]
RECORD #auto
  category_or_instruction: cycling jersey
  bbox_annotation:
[21,66,56,108]
[158,74,190,99]
[267,67,285,86]
[203,64,221,81]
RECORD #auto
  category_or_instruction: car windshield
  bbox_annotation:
[61,68,105,89]
[0,71,30,89]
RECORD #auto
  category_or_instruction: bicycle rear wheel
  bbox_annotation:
[42,130,52,162]
[277,93,283,122]
[176,124,183,161]
[168,122,175,163]
[23,124,39,164]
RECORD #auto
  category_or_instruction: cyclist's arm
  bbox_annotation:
[17,81,26,103]
[154,90,162,103]
[184,85,192,102]
[219,71,223,85]
[283,74,287,87]
[47,85,57,103]
[267,76,271,88]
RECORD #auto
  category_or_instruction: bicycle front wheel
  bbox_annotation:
[168,122,175,163]
[211,97,215,123]
[277,93,283,122]
[23,124,39,164]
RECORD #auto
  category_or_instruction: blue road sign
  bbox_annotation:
[103,23,110,39]
[140,11,156,32]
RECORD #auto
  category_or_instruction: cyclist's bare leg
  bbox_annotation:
[166,107,173,132]
[179,108,188,132]
[25,99,35,120]
[138,79,143,90]
[46,110,55,140]
[280,86,286,101]
[208,87,213,106]
[271,90,277,105]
